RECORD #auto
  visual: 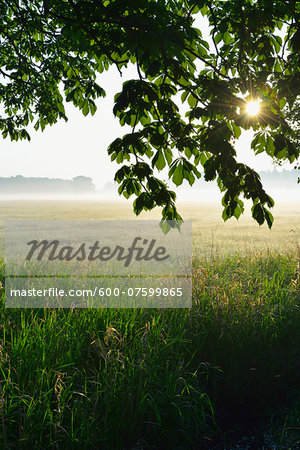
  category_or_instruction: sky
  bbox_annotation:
[0,15,294,190]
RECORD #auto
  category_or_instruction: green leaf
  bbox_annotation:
[152,150,166,170]
[231,122,241,139]
[172,164,184,186]
[222,208,229,222]
[164,148,173,165]
[252,203,264,225]
[223,31,232,45]
[181,90,189,103]
[264,209,274,229]
[82,101,89,116]
[266,135,275,157]
[159,220,172,234]
[187,94,197,108]
[214,33,223,44]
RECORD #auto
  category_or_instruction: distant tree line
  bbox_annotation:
[0,170,297,196]
[258,169,299,188]
[102,168,299,196]
[174,168,300,190]
[0,176,95,194]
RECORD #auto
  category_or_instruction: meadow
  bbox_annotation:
[0,200,299,449]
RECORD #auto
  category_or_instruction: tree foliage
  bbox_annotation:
[284,99,300,181]
[0,0,299,227]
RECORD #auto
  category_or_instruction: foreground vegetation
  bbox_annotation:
[0,250,299,449]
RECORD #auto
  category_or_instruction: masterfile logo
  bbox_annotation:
[5,220,192,308]
[25,237,170,267]
[6,220,191,276]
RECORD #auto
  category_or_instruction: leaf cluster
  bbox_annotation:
[0,0,299,226]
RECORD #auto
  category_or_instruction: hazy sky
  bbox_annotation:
[0,16,293,189]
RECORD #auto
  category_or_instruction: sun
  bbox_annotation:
[246,100,261,116]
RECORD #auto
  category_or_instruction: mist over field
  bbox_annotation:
[0,169,298,203]
[0,197,299,258]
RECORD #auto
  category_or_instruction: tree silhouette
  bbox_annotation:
[0,0,299,226]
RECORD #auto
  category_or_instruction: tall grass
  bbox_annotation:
[0,251,299,448]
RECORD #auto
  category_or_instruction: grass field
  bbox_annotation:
[0,200,299,449]
[0,199,299,255]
